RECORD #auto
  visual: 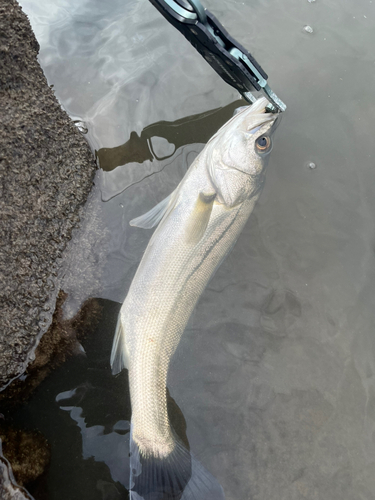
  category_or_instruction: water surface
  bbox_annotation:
[11,0,375,498]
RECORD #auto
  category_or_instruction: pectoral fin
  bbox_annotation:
[185,193,215,245]
[130,191,175,229]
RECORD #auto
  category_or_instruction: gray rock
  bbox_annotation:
[0,454,32,500]
[0,0,97,389]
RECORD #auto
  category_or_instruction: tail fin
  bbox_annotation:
[129,430,225,500]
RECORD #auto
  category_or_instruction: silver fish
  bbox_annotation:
[111,97,280,499]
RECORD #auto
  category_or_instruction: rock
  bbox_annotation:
[0,293,102,408]
[0,428,50,488]
[0,0,97,389]
[0,454,33,500]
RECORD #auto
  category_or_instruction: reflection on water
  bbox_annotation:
[11,0,375,498]
[57,388,131,489]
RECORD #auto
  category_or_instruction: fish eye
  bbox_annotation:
[255,136,271,152]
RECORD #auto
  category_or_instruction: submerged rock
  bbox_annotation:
[0,428,50,489]
[0,453,33,500]
[0,0,97,389]
[0,292,102,408]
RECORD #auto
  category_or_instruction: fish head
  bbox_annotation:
[207,97,280,206]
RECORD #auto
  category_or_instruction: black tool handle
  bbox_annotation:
[149,0,268,94]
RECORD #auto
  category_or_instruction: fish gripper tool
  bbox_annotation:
[148,0,286,112]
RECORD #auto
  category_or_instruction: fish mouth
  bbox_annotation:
[269,112,281,134]
[246,111,280,136]
[224,98,280,137]
[241,97,280,132]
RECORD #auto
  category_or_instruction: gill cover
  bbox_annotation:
[207,126,270,207]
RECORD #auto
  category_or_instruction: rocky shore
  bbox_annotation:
[0,0,97,390]
[0,0,98,495]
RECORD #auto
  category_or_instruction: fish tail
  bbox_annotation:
[129,430,225,500]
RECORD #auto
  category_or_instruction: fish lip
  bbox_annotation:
[269,113,281,133]
[244,113,280,136]
[246,112,278,134]
[228,99,280,135]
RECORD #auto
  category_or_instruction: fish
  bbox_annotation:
[111,97,280,499]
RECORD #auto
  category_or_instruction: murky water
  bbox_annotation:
[9,0,375,498]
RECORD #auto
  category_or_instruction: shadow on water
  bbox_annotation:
[95,100,243,171]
